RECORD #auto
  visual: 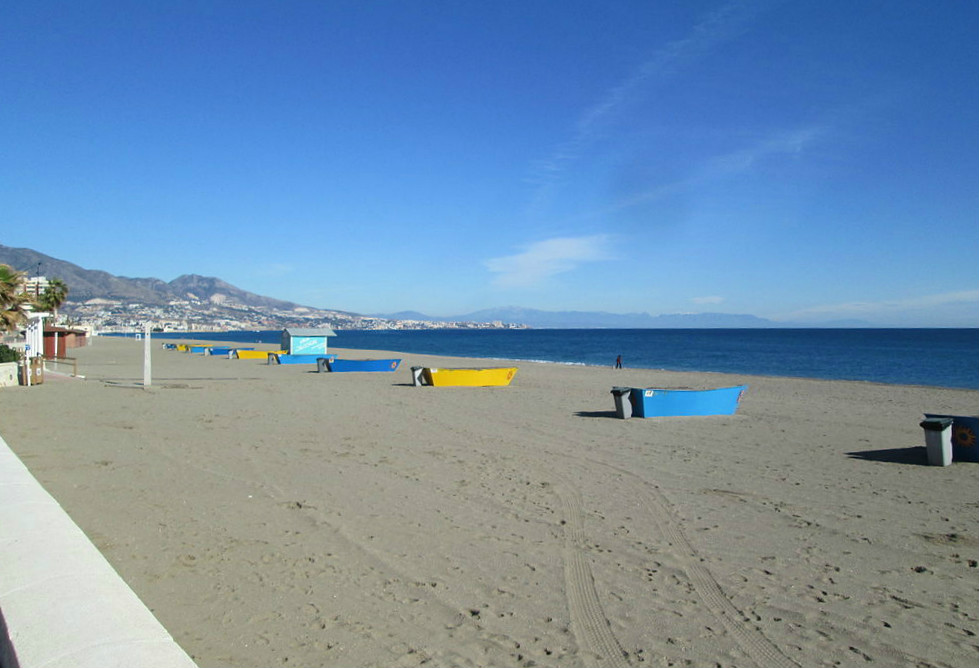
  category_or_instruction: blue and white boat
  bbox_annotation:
[320,358,402,373]
[269,353,336,365]
[615,385,748,418]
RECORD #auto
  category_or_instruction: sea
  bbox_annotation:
[120,328,979,390]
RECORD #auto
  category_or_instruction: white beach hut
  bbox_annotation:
[280,327,337,356]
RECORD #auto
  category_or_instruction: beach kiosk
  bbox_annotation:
[281,327,337,356]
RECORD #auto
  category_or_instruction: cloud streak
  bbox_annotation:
[528,0,767,194]
[485,235,613,288]
[558,123,823,223]
[606,125,823,212]
[701,127,821,177]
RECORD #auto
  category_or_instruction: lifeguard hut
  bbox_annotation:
[280,327,337,355]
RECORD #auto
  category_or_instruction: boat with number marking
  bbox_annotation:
[413,366,518,387]
[620,385,747,418]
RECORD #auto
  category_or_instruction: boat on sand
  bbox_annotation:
[613,385,747,418]
[320,358,402,373]
[268,353,335,365]
[412,366,517,387]
[233,349,285,360]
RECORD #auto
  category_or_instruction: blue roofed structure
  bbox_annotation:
[281,327,337,355]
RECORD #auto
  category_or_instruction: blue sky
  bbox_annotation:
[2,0,977,326]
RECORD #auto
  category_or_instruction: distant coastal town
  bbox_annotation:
[61,295,526,333]
[1,251,526,338]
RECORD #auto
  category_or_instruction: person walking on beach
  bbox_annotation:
[615,354,622,369]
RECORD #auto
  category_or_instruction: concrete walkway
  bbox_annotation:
[0,433,196,668]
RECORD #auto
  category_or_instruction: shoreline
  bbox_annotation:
[2,336,977,667]
[101,328,979,390]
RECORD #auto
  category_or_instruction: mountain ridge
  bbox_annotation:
[1,243,305,310]
[381,307,876,328]
[3,243,874,328]
[377,307,784,328]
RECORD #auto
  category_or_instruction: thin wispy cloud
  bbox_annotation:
[528,0,768,195]
[485,235,613,288]
[692,295,724,305]
[575,124,823,218]
[783,290,979,321]
[701,127,821,177]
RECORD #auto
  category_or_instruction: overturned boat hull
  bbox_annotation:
[268,353,336,365]
[233,349,285,360]
[415,367,518,387]
[323,358,402,373]
[626,385,747,418]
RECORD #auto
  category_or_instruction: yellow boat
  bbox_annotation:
[234,349,285,360]
[419,367,517,387]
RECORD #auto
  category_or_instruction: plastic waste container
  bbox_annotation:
[611,387,633,419]
[920,417,953,466]
[924,414,979,463]
[411,366,428,386]
[316,358,331,373]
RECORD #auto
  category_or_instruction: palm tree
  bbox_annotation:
[37,277,70,318]
[0,264,30,333]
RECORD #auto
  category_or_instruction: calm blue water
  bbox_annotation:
[127,328,979,390]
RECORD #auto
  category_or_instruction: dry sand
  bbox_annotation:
[1,336,976,667]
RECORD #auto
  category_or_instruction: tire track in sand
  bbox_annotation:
[504,410,798,668]
[387,394,632,666]
[553,478,630,668]
[591,459,800,668]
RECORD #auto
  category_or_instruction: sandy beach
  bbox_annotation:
[1,336,976,667]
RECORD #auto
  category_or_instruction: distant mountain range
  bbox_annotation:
[376,307,872,329]
[0,243,321,312]
[2,243,871,328]
[377,307,786,328]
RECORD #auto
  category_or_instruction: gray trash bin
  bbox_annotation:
[411,366,427,386]
[920,417,953,466]
[611,387,633,419]
[316,358,331,373]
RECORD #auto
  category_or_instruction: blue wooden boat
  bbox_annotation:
[624,385,747,418]
[322,358,402,373]
[188,345,211,354]
[268,353,336,365]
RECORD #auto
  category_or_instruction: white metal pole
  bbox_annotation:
[143,323,152,387]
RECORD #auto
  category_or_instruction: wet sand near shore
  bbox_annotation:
[1,336,976,667]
